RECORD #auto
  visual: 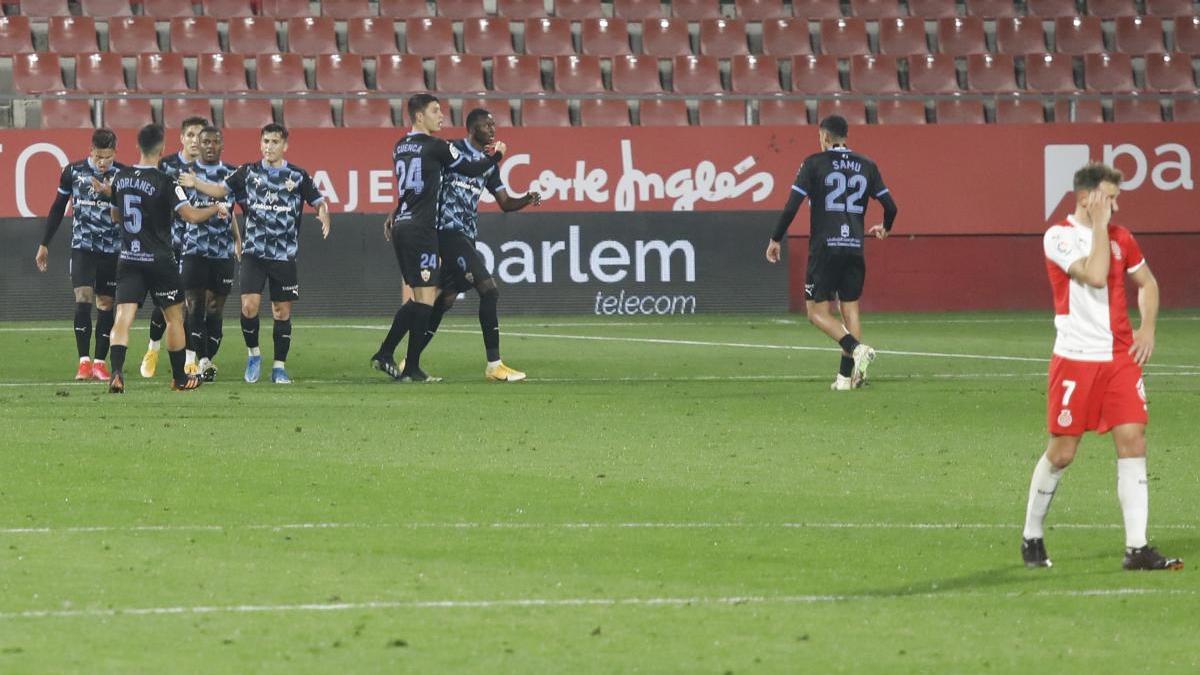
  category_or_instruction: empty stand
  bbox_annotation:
[908,54,959,93]
[641,19,692,57]
[878,17,928,56]
[436,53,485,92]
[580,98,631,125]
[375,53,426,90]
[255,53,307,92]
[819,18,869,57]
[499,0,549,19]
[736,0,789,19]
[638,98,690,125]
[163,98,214,127]
[1083,52,1134,92]
[322,0,374,19]
[937,17,987,56]
[611,54,663,93]
[101,98,153,126]
[379,0,431,18]
[849,54,901,94]
[283,97,335,127]
[614,0,663,19]
[672,0,722,20]
[40,99,92,128]
[465,17,516,55]
[554,54,604,93]
[935,96,985,123]
[1172,98,1200,121]
[850,0,904,18]
[700,19,749,57]
[520,97,571,125]
[222,97,274,127]
[75,52,127,93]
[197,53,249,92]
[288,17,338,55]
[1024,52,1078,92]
[229,17,280,54]
[698,98,747,125]
[792,54,842,93]
[170,17,221,54]
[437,0,486,20]
[966,52,1019,92]
[341,97,394,127]
[80,0,131,17]
[817,97,866,124]
[13,53,64,93]
[1026,0,1078,17]
[758,97,809,124]
[259,0,314,17]
[556,0,604,19]
[524,18,575,56]
[1054,16,1105,55]
[316,53,367,92]
[21,0,71,17]
[672,55,723,93]
[405,17,455,56]
[347,17,399,55]
[996,18,1047,55]
[1085,0,1138,18]
[994,95,1046,122]
[1174,17,1200,55]
[793,0,845,19]
[762,18,813,56]
[731,54,782,93]
[1114,16,1165,54]
[1144,52,1196,92]
[0,17,33,55]
[492,54,544,93]
[875,98,927,123]
[48,17,99,54]
[1113,96,1162,121]
[581,18,631,56]
[966,0,1017,16]
[908,0,958,18]
[202,0,254,18]
[109,17,159,55]
[137,53,189,92]
[1144,0,1191,14]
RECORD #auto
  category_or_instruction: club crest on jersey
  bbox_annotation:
[840,224,851,238]
[1055,236,1072,255]
[420,269,431,282]
[1057,409,1073,427]
[1110,241,1123,260]
[284,178,296,191]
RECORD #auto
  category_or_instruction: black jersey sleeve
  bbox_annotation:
[223,164,248,200]
[435,138,502,178]
[868,164,898,232]
[57,164,73,195]
[42,191,71,246]
[170,181,190,212]
[483,166,506,197]
[771,162,813,242]
[298,170,324,206]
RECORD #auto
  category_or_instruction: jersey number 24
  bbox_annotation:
[395,157,426,198]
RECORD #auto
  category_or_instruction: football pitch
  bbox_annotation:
[1,312,1197,673]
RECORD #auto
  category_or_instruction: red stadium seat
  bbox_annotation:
[48,17,99,55]
[222,97,275,127]
[288,17,338,55]
[580,98,631,125]
[792,54,842,93]
[557,0,603,19]
[20,0,71,17]
[641,18,692,57]
[614,0,663,19]
[202,0,253,17]
[109,17,159,55]
[581,18,631,56]
[81,0,131,17]
[254,53,307,92]
[671,54,723,93]
[493,54,545,92]
[170,17,220,54]
[0,17,33,55]
[197,53,248,91]
[142,0,195,18]
[554,54,603,93]
[1113,96,1162,121]
[375,53,426,90]
[1144,52,1196,91]
[1084,52,1134,91]
[793,0,845,19]
[965,0,1016,16]
[453,98,512,125]
[638,98,689,125]
[436,53,485,92]
[876,98,927,123]
[849,0,904,18]
[524,18,574,56]
[878,17,929,55]
[379,0,431,17]
[736,0,789,19]
[341,97,394,127]
[163,98,213,128]
[908,0,958,18]
[1054,17,1104,55]
[1173,98,1200,121]
[322,0,374,19]
[1085,0,1137,17]
[259,0,314,17]
[229,18,280,54]
[819,18,868,57]
[995,94,1046,122]
[611,53,663,93]
[437,0,486,19]
[731,54,782,92]
[499,0,548,19]
[1174,17,1200,55]
[758,97,809,124]
[41,99,92,128]
[937,17,987,56]
[700,19,749,57]
[762,18,813,56]
[817,96,866,123]
[908,54,959,92]
[849,54,901,93]
[935,96,984,122]
[405,17,456,56]
[75,52,128,93]
[315,53,366,92]
[672,0,721,20]
[1054,98,1103,121]
[1145,0,1191,14]
[519,97,571,125]
[1025,52,1078,91]
[101,98,153,126]
[698,98,747,125]
[13,53,65,93]
[966,52,1018,91]
[1027,0,1078,17]
[1113,16,1165,54]
[996,18,1046,54]
[347,17,398,55]
[283,98,334,127]
[465,17,515,55]
[136,53,188,91]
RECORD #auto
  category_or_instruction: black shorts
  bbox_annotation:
[69,249,118,297]
[182,255,236,296]
[805,250,866,303]
[391,222,440,288]
[437,230,492,293]
[115,257,185,308]
[240,255,299,302]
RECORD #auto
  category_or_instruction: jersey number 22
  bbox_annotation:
[824,173,867,215]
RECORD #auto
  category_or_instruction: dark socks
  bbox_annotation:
[404,302,433,374]
[273,319,292,363]
[94,308,114,361]
[423,296,453,351]
[379,301,413,358]
[188,304,206,357]
[206,312,223,359]
[839,355,854,378]
[479,288,501,362]
[74,302,92,359]
[838,333,861,354]
[168,348,186,382]
[241,314,260,349]
[110,344,127,374]
[148,306,166,342]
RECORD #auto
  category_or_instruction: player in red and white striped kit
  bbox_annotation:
[1020,162,1182,572]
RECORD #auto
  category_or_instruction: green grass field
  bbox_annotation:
[1,312,1198,673]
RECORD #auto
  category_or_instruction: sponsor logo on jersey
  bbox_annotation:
[1111,240,1123,260]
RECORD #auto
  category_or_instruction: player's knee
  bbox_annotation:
[1046,439,1079,469]
[1113,426,1147,458]
[437,294,457,312]
[74,287,94,304]
[478,280,499,301]
[94,295,113,311]
[271,304,291,321]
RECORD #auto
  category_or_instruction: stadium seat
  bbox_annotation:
[197,53,249,92]
[80,0,131,17]
[672,0,721,20]
[13,53,65,93]
[698,98,747,125]
[757,97,809,124]
[405,17,456,56]
[819,18,869,57]
[465,17,515,55]
[1113,96,1162,121]
[75,52,127,93]
[638,98,689,125]
[499,0,548,19]
[341,97,394,127]
[1054,17,1105,55]
[258,0,314,17]
[671,54,723,93]
[436,53,485,92]
[202,0,253,17]
[20,0,71,17]
[48,17,99,55]
[287,17,338,55]
[556,0,603,19]
[524,18,575,56]
[731,54,782,92]
[136,53,189,91]
[614,0,662,19]
[1025,52,1078,91]
[101,98,153,126]
[379,0,431,18]
[492,54,545,92]
[581,18,631,56]
[1054,98,1103,121]
[454,97,512,125]
[1026,0,1078,17]
[554,54,604,93]
[817,96,866,123]
[1084,52,1134,92]
[254,53,307,92]
[163,98,213,128]
[878,17,929,55]
[1113,16,1165,54]
[908,54,959,92]
[322,0,374,19]
[849,54,901,93]
[1173,98,1200,121]
[996,18,1047,55]
[762,18,813,56]
[519,97,571,125]
[850,0,904,18]
[935,96,984,122]
[792,54,842,93]
[580,98,631,125]
[0,17,33,55]
[966,52,1018,91]
[282,98,334,127]
[170,17,220,54]
[315,53,367,92]
[700,19,749,57]
[611,53,663,92]
[437,0,486,19]
[229,17,280,54]
[876,98,927,123]
[40,99,92,128]
[937,17,987,56]
[375,53,426,90]
[793,0,845,19]
[1144,52,1196,91]
[141,0,195,19]
[641,19,692,57]
[736,0,789,19]
[1144,0,1191,15]
[222,97,275,127]
[109,17,159,55]
[994,95,1046,122]
[965,0,1016,16]
[347,17,399,55]
[1085,0,1137,18]
[907,0,958,18]
[1174,17,1200,55]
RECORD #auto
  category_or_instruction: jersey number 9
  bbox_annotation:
[122,194,143,234]
[395,157,426,198]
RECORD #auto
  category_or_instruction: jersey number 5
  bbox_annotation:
[395,157,425,198]
[824,173,867,215]
[122,194,143,234]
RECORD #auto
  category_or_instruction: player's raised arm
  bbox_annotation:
[172,184,224,224]
[439,138,503,178]
[178,169,232,199]
[1067,174,1117,288]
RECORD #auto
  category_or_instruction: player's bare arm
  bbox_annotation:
[1128,264,1158,365]
[178,171,231,200]
[497,190,541,212]
[315,200,331,239]
[177,203,224,224]
[1067,190,1115,288]
[230,210,242,261]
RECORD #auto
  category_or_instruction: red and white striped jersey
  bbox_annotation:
[1043,215,1146,362]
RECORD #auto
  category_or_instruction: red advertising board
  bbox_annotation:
[2,125,1196,233]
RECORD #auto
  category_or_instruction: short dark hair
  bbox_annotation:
[261,123,288,140]
[91,128,117,150]
[407,93,439,121]
[137,124,166,155]
[465,107,492,130]
[200,124,221,136]
[180,116,209,132]
[1073,162,1124,191]
[818,115,849,140]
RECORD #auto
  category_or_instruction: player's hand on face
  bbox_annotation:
[1086,190,1113,228]
[1129,327,1155,365]
[91,177,113,196]
[489,141,507,156]
[35,245,49,272]
[765,240,782,264]
[868,224,889,239]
